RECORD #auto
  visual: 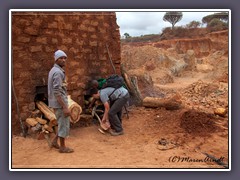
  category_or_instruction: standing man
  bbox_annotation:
[48,50,74,153]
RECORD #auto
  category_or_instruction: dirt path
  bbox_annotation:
[154,71,210,90]
[11,106,228,169]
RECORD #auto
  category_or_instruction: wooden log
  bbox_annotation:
[30,109,42,118]
[43,124,54,133]
[142,94,182,110]
[121,65,142,105]
[68,95,82,124]
[122,69,135,93]
[143,97,165,107]
[26,118,38,127]
[36,101,57,124]
[48,120,58,127]
[131,76,143,101]
[35,117,48,125]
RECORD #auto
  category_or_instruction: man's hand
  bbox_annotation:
[102,118,106,123]
[63,107,71,117]
[56,95,71,117]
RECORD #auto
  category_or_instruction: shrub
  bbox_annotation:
[207,19,228,32]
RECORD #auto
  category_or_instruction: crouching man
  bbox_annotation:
[90,86,130,136]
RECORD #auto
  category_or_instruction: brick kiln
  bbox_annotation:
[11,11,121,134]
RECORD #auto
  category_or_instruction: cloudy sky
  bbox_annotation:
[116,10,226,37]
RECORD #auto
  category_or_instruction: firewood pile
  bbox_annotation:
[25,101,58,139]
[25,96,82,139]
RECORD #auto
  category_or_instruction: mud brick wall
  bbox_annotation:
[11,11,121,134]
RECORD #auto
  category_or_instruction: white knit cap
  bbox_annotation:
[54,50,67,61]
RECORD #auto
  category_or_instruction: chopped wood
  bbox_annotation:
[68,95,82,124]
[43,124,53,133]
[26,118,38,127]
[30,109,42,118]
[35,117,47,125]
[36,101,57,124]
[48,120,58,127]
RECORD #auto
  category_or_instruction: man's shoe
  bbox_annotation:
[109,130,124,136]
[59,147,74,153]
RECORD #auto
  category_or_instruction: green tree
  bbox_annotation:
[202,12,228,25]
[207,18,228,32]
[163,11,183,29]
[124,32,131,39]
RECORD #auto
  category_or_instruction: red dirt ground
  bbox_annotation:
[11,105,228,169]
[11,30,229,170]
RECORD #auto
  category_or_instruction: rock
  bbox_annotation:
[214,108,227,117]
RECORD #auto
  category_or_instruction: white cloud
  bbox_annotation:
[116,10,225,37]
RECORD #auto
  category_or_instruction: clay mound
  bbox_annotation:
[180,109,218,136]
